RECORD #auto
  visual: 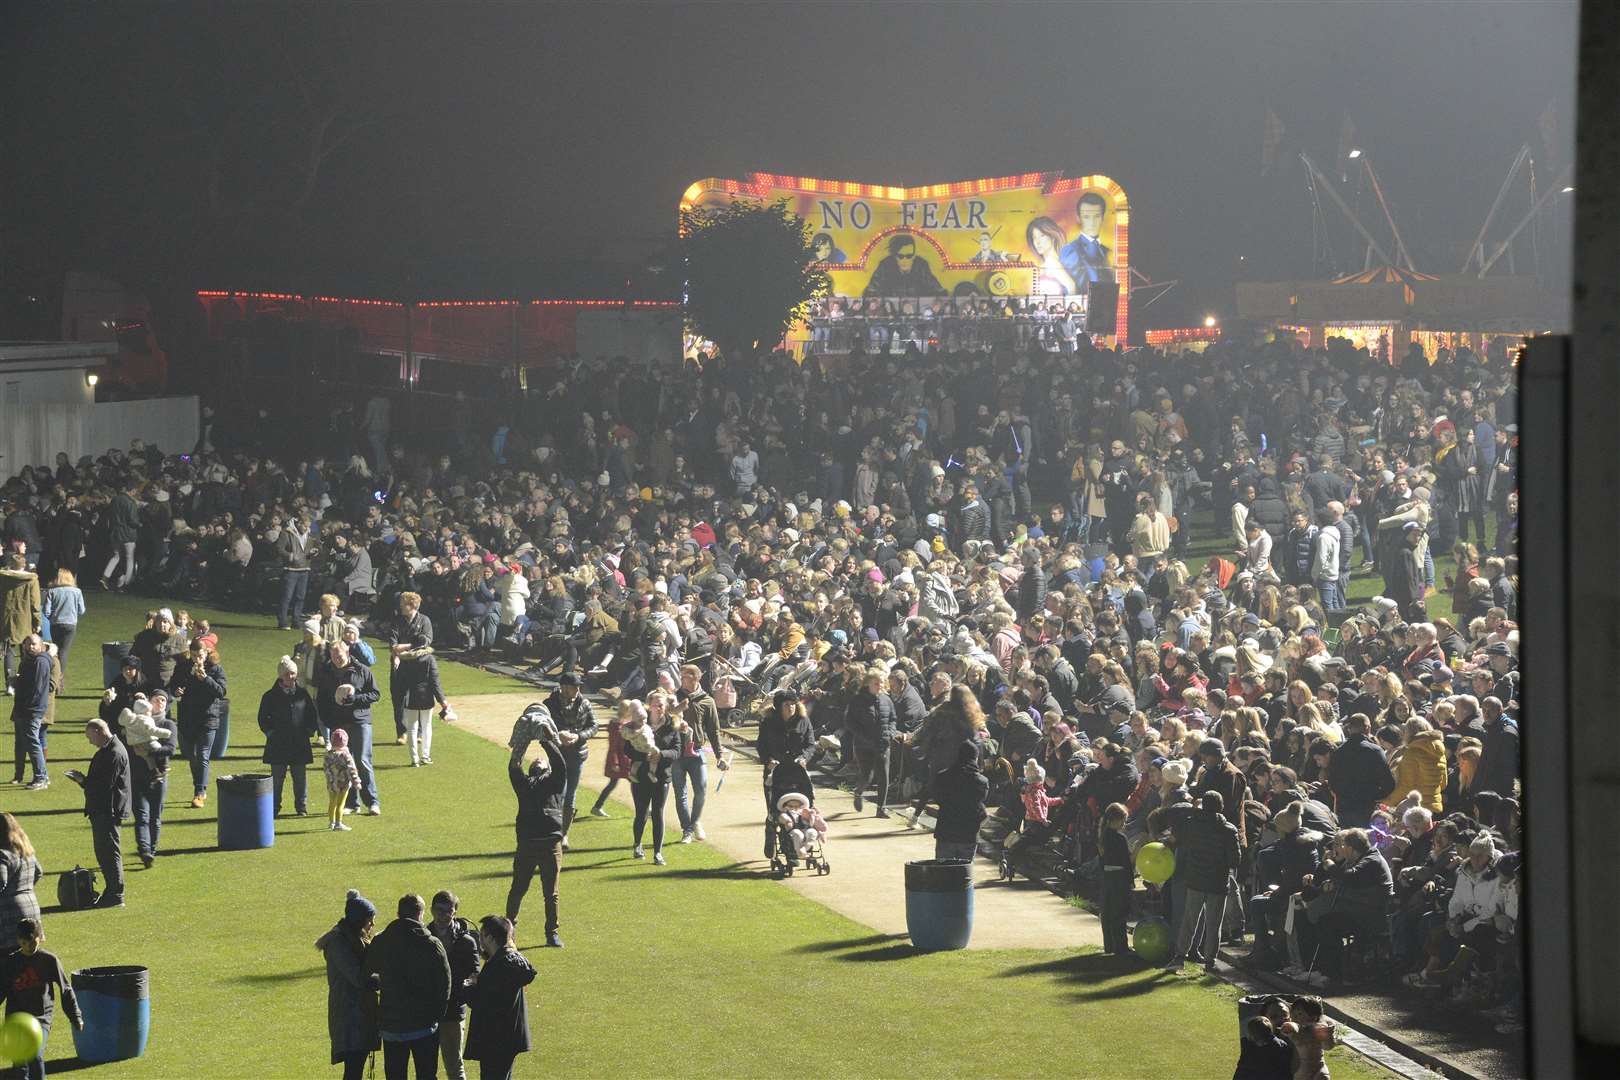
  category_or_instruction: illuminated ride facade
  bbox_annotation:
[681,171,1131,356]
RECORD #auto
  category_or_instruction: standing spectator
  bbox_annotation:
[1,553,40,693]
[172,639,228,809]
[1476,695,1519,797]
[98,482,140,591]
[386,592,434,745]
[673,665,723,844]
[505,732,566,948]
[1099,802,1134,955]
[1168,791,1240,971]
[545,672,597,849]
[260,656,318,817]
[462,915,535,1080]
[276,512,315,632]
[0,814,43,953]
[317,889,379,1080]
[427,891,481,1080]
[624,691,679,865]
[363,894,451,1080]
[323,729,361,832]
[847,669,897,817]
[0,917,84,1079]
[64,720,130,909]
[1327,713,1397,828]
[41,568,84,681]
[127,688,177,868]
[931,740,987,861]
[130,609,186,696]
[396,646,449,768]
[1311,507,1342,612]
[321,642,382,816]
[10,635,50,790]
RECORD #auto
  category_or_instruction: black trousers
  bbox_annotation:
[631,779,668,852]
[506,835,561,934]
[1101,869,1131,953]
[476,1053,517,1080]
[383,1033,439,1080]
[853,743,890,807]
[90,812,125,902]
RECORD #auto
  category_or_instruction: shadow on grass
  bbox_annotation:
[229,965,326,985]
[599,862,763,882]
[792,932,907,954]
[994,950,1174,1001]
[6,807,88,818]
[831,943,923,962]
[372,851,512,864]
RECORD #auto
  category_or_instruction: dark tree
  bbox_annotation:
[678,199,828,362]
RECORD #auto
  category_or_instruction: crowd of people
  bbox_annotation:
[0,327,1524,1072]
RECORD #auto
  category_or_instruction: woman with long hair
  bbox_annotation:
[0,813,43,953]
[1025,216,1079,296]
[172,638,228,808]
[623,690,681,865]
[902,682,986,828]
[42,568,85,681]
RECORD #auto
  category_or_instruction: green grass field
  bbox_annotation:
[6,591,1390,1078]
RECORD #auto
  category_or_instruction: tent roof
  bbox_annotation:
[1331,266,1439,285]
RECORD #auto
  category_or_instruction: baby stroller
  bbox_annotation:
[766,759,829,878]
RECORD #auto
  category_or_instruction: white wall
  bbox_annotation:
[0,396,200,474]
[0,367,96,406]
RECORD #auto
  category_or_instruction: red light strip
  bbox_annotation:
[197,291,677,309]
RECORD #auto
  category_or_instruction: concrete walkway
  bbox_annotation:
[449,692,1102,950]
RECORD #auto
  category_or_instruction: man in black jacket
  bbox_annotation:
[846,670,896,817]
[428,889,482,1080]
[364,894,451,1080]
[505,733,567,948]
[321,641,383,815]
[1327,713,1397,827]
[1168,791,1240,971]
[11,634,51,789]
[544,672,598,850]
[1034,645,1080,717]
[67,720,131,908]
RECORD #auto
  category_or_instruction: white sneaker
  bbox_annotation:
[694,823,706,841]
[680,830,694,844]
[411,759,421,767]
[333,822,352,832]
[907,808,921,830]
[590,806,610,818]
[366,803,381,816]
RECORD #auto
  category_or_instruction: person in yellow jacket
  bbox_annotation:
[1390,717,1447,812]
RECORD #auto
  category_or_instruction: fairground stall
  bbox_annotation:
[1236,266,1564,362]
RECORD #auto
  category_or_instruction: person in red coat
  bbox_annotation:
[587,703,634,818]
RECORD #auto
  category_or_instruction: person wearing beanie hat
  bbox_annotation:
[317,889,380,1076]
[1003,756,1063,881]
[260,653,319,818]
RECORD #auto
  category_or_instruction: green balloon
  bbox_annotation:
[1134,917,1172,963]
[1135,841,1176,885]
[0,1012,43,1063]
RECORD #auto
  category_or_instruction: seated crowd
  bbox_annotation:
[0,333,1521,1038]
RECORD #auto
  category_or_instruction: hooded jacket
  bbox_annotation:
[363,916,451,1035]
[1391,729,1446,812]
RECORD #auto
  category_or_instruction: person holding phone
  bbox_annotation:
[170,639,227,809]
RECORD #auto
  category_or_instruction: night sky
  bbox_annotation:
[2,1,1578,323]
